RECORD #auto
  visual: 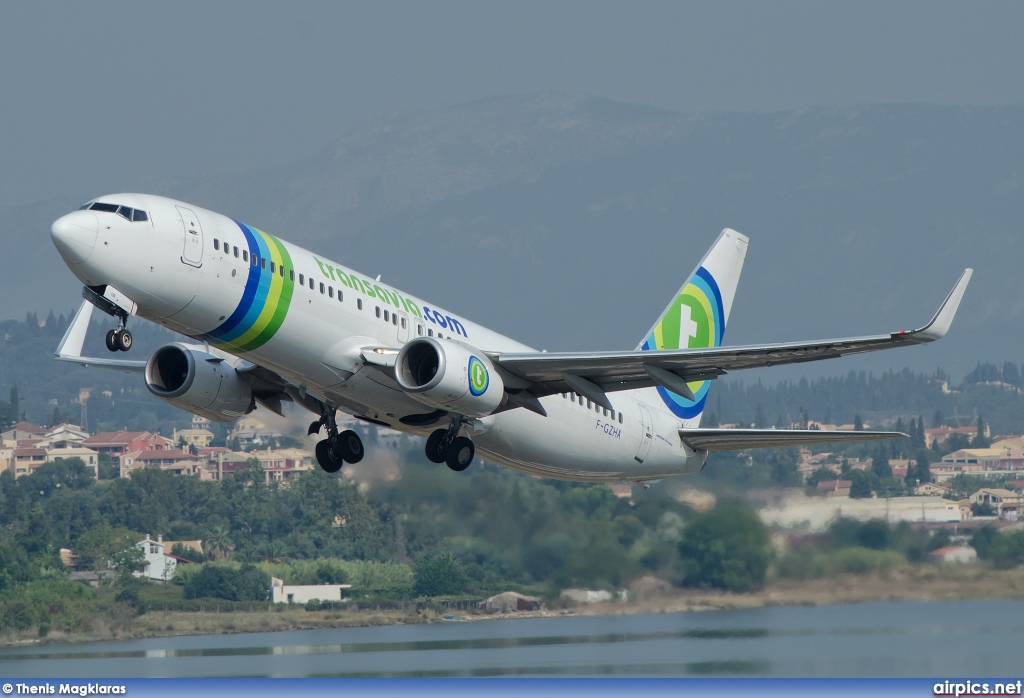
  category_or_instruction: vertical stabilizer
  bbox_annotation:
[637,229,748,427]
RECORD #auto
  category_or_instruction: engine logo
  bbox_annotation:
[468,356,489,396]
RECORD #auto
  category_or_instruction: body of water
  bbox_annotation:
[1,599,1020,677]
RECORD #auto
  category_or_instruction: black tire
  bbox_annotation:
[105,330,118,352]
[445,436,474,472]
[337,430,364,464]
[315,439,344,473]
[425,429,447,463]
[117,329,133,352]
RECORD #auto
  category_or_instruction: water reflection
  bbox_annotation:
[1,600,1022,678]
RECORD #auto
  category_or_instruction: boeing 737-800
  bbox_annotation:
[50,194,971,482]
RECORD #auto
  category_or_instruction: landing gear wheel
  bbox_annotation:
[337,430,364,464]
[105,330,118,352]
[315,439,344,474]
[115,329,132,352]
[445,436,475,472]
[425,429,448,463]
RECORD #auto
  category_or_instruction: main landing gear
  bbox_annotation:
[104,320,132,352]
[310,405,364,474]
[425,417,475,472]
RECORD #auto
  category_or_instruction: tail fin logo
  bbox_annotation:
[641,266,724,419]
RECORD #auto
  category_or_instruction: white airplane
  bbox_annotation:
[50,194,971,482]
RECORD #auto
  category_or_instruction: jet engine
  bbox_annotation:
[395,337,504,417]
[145,343,255,422]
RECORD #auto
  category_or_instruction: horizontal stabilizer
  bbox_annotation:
[678,428,906,452]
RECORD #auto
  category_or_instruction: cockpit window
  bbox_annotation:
[78,202,92,210]
[87,202,149,222]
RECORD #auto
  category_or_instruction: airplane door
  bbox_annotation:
[635,404,654,463]
[397,312,411,342]
[177,206,204,267]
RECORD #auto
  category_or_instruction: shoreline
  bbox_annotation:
[6,567,1024,648]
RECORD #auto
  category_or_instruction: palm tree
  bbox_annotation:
[262,540,287,564]
[205,525,234,561]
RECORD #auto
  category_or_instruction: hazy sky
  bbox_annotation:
[2,1,1023,207]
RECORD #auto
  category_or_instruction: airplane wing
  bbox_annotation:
[678,428,906,452]
[55,300,147,372]
[491,269,971,410]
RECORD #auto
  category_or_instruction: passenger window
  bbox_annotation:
[610,410,616,421]
[270,261,275,273]
[319,282,325,294]
[132,209,148,222]
[618,413,623,424]
[428,329,433,337]
[309,277,314,290]
[299,273,304,285]
[280,265,285,278]
[337,291,343,303]
[383,310,390,322]
[242,250,249,262]
[417,324,423,336]
[392,313,398,326]
[375,307,381,318]
[261,257,267,270]
[401,317,407,329]
[603,407,608,417]
[357,299,363,310]
[289,270,294,281]
[328,286,334,298]
[233,246,239,258]
[213,239,220,251]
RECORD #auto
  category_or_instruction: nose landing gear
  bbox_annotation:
[425,417,475,472]
[105,326,132,352]
[312,405,365,473]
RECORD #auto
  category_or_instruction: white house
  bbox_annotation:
[135,534,177,582]
[270,576,351,604]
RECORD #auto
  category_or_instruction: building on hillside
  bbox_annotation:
[925,425,990,449]
[608,483,632,499]
[120,449,203,478]
[760,495,963,531]
[929,546,978,565]
[969,489,1024,520]
[12,447,47,477]
[914,482,952,497]
[0,447,12,474]
[213,448,314,483]
[889,459,910,485]
[1,421,47,441]
[930,462,984,482]
[1006,480,1024,494]
[162,539,204,561]
[84,431,174,457]
[44,424,89,442]
[482,591,543,613]
[173,427,214,449]
[44,439,99,477]
[817,480,852,498]
[270,577,351,604]
[135,534,177,582]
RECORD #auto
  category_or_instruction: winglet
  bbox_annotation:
[54,298,147,372]
[55,300,94,359]
[908,268,972,342]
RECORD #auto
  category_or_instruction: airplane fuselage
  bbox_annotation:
[53,194,703,482]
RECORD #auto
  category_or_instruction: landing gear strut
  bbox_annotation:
[425,417,475,472]
[312,404,365,474]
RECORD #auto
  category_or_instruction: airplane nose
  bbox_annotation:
[51,211,99,264]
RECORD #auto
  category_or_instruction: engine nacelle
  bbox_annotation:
[145,343,255,423]
[395,337,504,417]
